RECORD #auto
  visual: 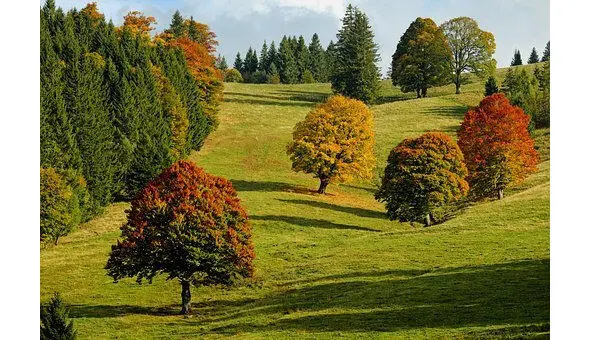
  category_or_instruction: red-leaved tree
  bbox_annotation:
[105,160,255,314]
[457,93,539,199]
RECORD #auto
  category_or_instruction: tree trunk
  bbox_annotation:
[180,280,191,315]
[317,178,330,194]
[497,188,504,200]
[425,213,432,227]
[455,82,461,94]
[416,88,421,98]
[421,87,427,98]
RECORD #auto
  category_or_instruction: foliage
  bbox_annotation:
[40,1,219,216]
[502,66,549,129]
[541,41,550,62]
[279,36,298,84]
[441,17,496,94]
[528,47,539,64]
[484,76,499,96]
[234,52,243,72]
[224,68,243,82]
[41,292,76,340]
[511,50,523,66]
[286,95,375,193]
[308,33,328,82]
[41,168,76,245]
[302,70,315,83]
[391,17,453,98]
[331,5,381,103]
[457,93,539,199]
[105,160,255,314]
[375,132,469,226]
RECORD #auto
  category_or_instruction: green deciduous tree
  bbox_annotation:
[331,5,381,103]
[441,17,496,94]
[391,17,453,98]
[375,132,469,226]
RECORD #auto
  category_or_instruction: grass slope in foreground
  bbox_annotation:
[41,66,549,339]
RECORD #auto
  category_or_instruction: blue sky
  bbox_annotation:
[46,0,549,75]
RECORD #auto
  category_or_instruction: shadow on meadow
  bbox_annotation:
[277,198,385,220]
[230,179,316,195]
[209,259,549,334]
[249,215,380,232]
[223,97,315,108]
[424,105,467,117]
[67,259,549,336]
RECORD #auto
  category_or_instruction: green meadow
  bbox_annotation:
[40,65,549,339]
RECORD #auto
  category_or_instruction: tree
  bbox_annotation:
[295,36,310,82]
[106,160,255,315]
[216,55,228,70]
[267,62,280,84]
[267,41,279,74]
[224,68,243,82]
[501,67,541,130]
[391,17,453,98]
[234,52,243,73]
[278,36,298,84]
[541,41,550,62]
[40,168,76,245]
[511,49,523,66]
[259,41,269,72]
[286,95,375,194]
[169,10,185,37]
[528,47,539,64]
[375,132,469,226]
[325,40,338,82]
[332,5,381,103]
[122,10,156,37]
[243,47,258,81]
[308,33,327,82]
[457,93,539,200]
[41,292,76,340]
[484,76,499,96]
[441,17,496,94]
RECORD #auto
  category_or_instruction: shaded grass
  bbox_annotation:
[41,65,549,338]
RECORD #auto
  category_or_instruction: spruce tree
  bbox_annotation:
[279,36,298,84]
[325,40,337,82]
[170,10,185,37]
[308,33,327,82]
[295,36,310,83]
[41,292,76,340]
[511,49,523,66]
[234,52,243,73]
[541,41,550,62]
[528,47,539,64]
[332,5,381,103]
[268,41,278,74]
[484,76,499,96]
[259,41,269,72]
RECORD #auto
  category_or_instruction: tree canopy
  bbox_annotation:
[441,17,496,94]
[391,17,453,98]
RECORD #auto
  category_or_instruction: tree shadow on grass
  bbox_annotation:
[274,89,330,103]
[425,105,467,117]
[69,304,178,318]
[277,198,386,220]
[230,179,316,195]
[210,259,549,335]
[223,97,315,108]
[249,215,381,232]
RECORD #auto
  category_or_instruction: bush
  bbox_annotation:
[286,95,375,193]
[106,160,255,314]
[252,70,268,84]
[375,132,469,226]
[457,93,539,200]
[267,73,281,84]
[41,292,76,340]
[223,68,243,82]
[302,70,315,83]
[40,168,75,245]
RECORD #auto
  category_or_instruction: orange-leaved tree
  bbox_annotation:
[457,93,539,199]
[287,95,375,194]
[375,132,469,226]
[105,160,255,315]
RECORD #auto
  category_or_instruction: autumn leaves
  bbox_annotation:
[288,93,539,226]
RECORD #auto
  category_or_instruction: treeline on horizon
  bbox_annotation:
[229,34,336,84]
[40,0,223,243]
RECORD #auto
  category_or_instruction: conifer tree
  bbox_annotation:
[217,55,228,70]
[511,49,523,66]
[259,41,269,72]
[325,40,338,81]
[541,41,550,62]
[41,292,76,340]
[308,33,327,82]
[243,47,258,81]
[528,47,539,64]
[279,36,298,84]
[295,36,310,83]
[268,41,278,74]
[234,52,243,73]
[170,10,185,37]
[332,5,381,103]
[484,76,499,96]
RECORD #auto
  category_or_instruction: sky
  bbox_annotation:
[45,0,549,75]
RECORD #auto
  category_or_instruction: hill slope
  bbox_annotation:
[41,66,549,338]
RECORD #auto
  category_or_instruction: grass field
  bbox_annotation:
[40,65,550,338]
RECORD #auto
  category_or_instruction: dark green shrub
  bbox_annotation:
[41,292,76,340]
[224,68,243,82]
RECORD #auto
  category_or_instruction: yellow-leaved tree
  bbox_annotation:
[287,95,376,194]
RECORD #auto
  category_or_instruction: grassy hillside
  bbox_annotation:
[40,66,550,339]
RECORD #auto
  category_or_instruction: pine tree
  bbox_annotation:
[279,36,298,84]
[234,52,243,73]
[259,40,269,72]
[332,5,381,103]
[541,41,550,62]
[41,292,76,340]
[511,49,523,66]
[528,47,539,64]
[170,10,185,37]
[484,76,499,96]
[325,40,337,81]
[268,41,278,73]
[295,36,310,83]
[308,33,327,82]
